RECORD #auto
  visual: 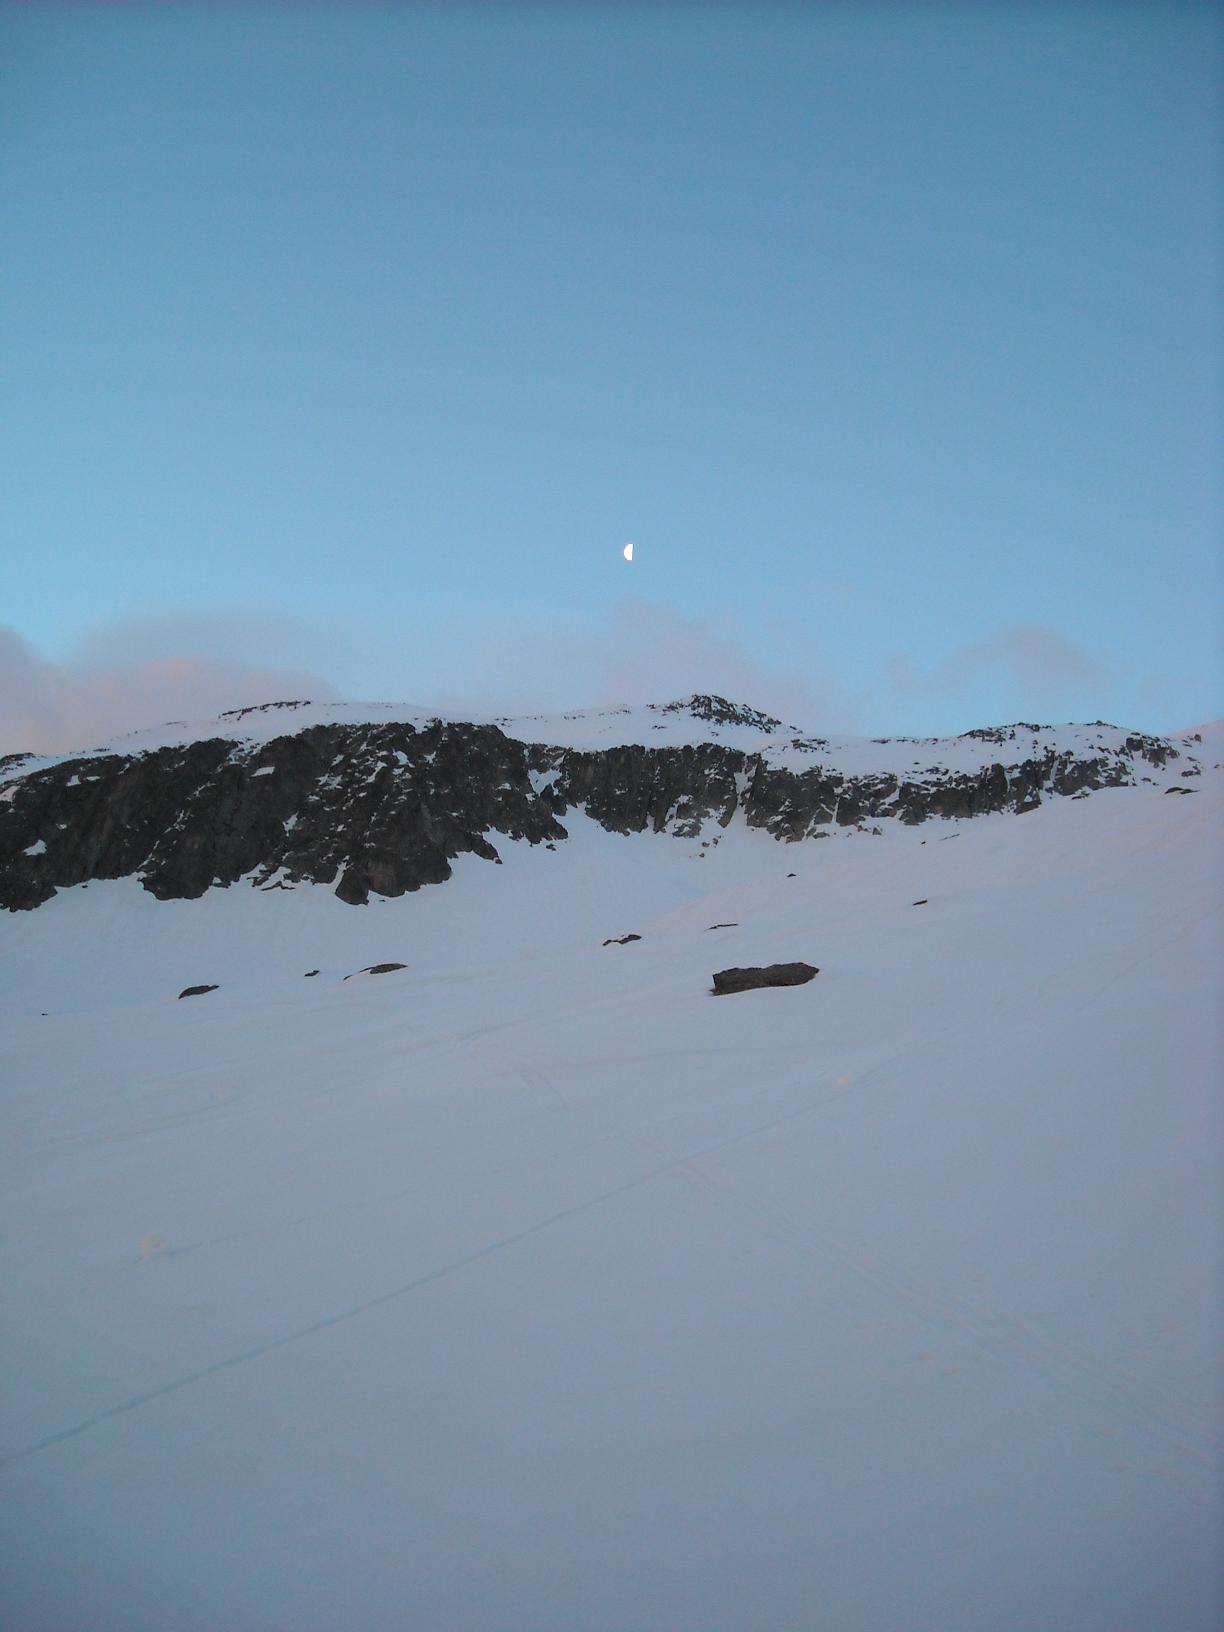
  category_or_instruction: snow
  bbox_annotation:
[22,838,46,857]
[0,760,1221,1629]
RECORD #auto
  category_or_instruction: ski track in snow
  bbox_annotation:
[3,1023,1217,1486]
[0,1141,774,1468]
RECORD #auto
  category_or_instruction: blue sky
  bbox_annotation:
[2,2,1220,752]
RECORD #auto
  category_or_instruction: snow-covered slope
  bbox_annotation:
[2,712,1222,1630]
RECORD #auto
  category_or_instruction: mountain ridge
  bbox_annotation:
[0,694,1211,911]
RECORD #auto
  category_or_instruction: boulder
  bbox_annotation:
[343,962,407,979]
[711,962,818,996]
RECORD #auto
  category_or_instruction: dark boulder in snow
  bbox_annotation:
[343,962,407,979]
[178,984,219,999]
[711,962,818,995]
[602,933,641,946]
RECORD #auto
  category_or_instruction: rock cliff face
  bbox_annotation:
[0,722,564,911]
[525,727,1179,839]
[0,700,1192,911]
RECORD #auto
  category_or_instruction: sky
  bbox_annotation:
[2,1,1221,754]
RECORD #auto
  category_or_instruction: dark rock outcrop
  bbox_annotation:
[653,695,787,732]
[528,742,744,839]
[178,984,218,999]
[524,726,1180,848]
[1,720,567,911]
[343,962,407,979]
[218,700,314,723]
[712,962,819,995]
[602,933,641,946]
[0,711,1192,913]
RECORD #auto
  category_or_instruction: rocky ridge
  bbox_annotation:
[0,696,1207,911]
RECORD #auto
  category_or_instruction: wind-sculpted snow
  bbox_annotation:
[0,696,1207,910]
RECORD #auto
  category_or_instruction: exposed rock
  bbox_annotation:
[706,922,738,930]
[218,700,313,722]
[527,741,744,837]
[712,962,818,995]
[912,899,928,906]
[652,694,787,732]
[0,711,1192,913]
[1165,786,1197,794]
[178,984,218,999]
[343,962,407,979]
[1125,734,1175,768]
[304,969,320,977]
[602,933,642,946]
[1,720,566,910]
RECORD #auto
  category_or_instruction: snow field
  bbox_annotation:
[1,778,1221,1630]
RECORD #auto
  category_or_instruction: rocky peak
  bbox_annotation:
[650,695,789,732]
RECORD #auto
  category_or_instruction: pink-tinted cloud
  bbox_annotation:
[0,625,342,758]
[390,596,864,730]
[888,624,1114,717]
[592,597,862,728]
[403,607,1136,737]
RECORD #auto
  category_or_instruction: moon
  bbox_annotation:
[623,542,634,562]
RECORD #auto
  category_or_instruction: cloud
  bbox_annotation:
[0,624,342,758]
[4,605,1124,761]
[394,596,865,731]
[69,608,347,673]
[590,597,858,727]
[2,596,856,758]
[888,624,1115,721]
